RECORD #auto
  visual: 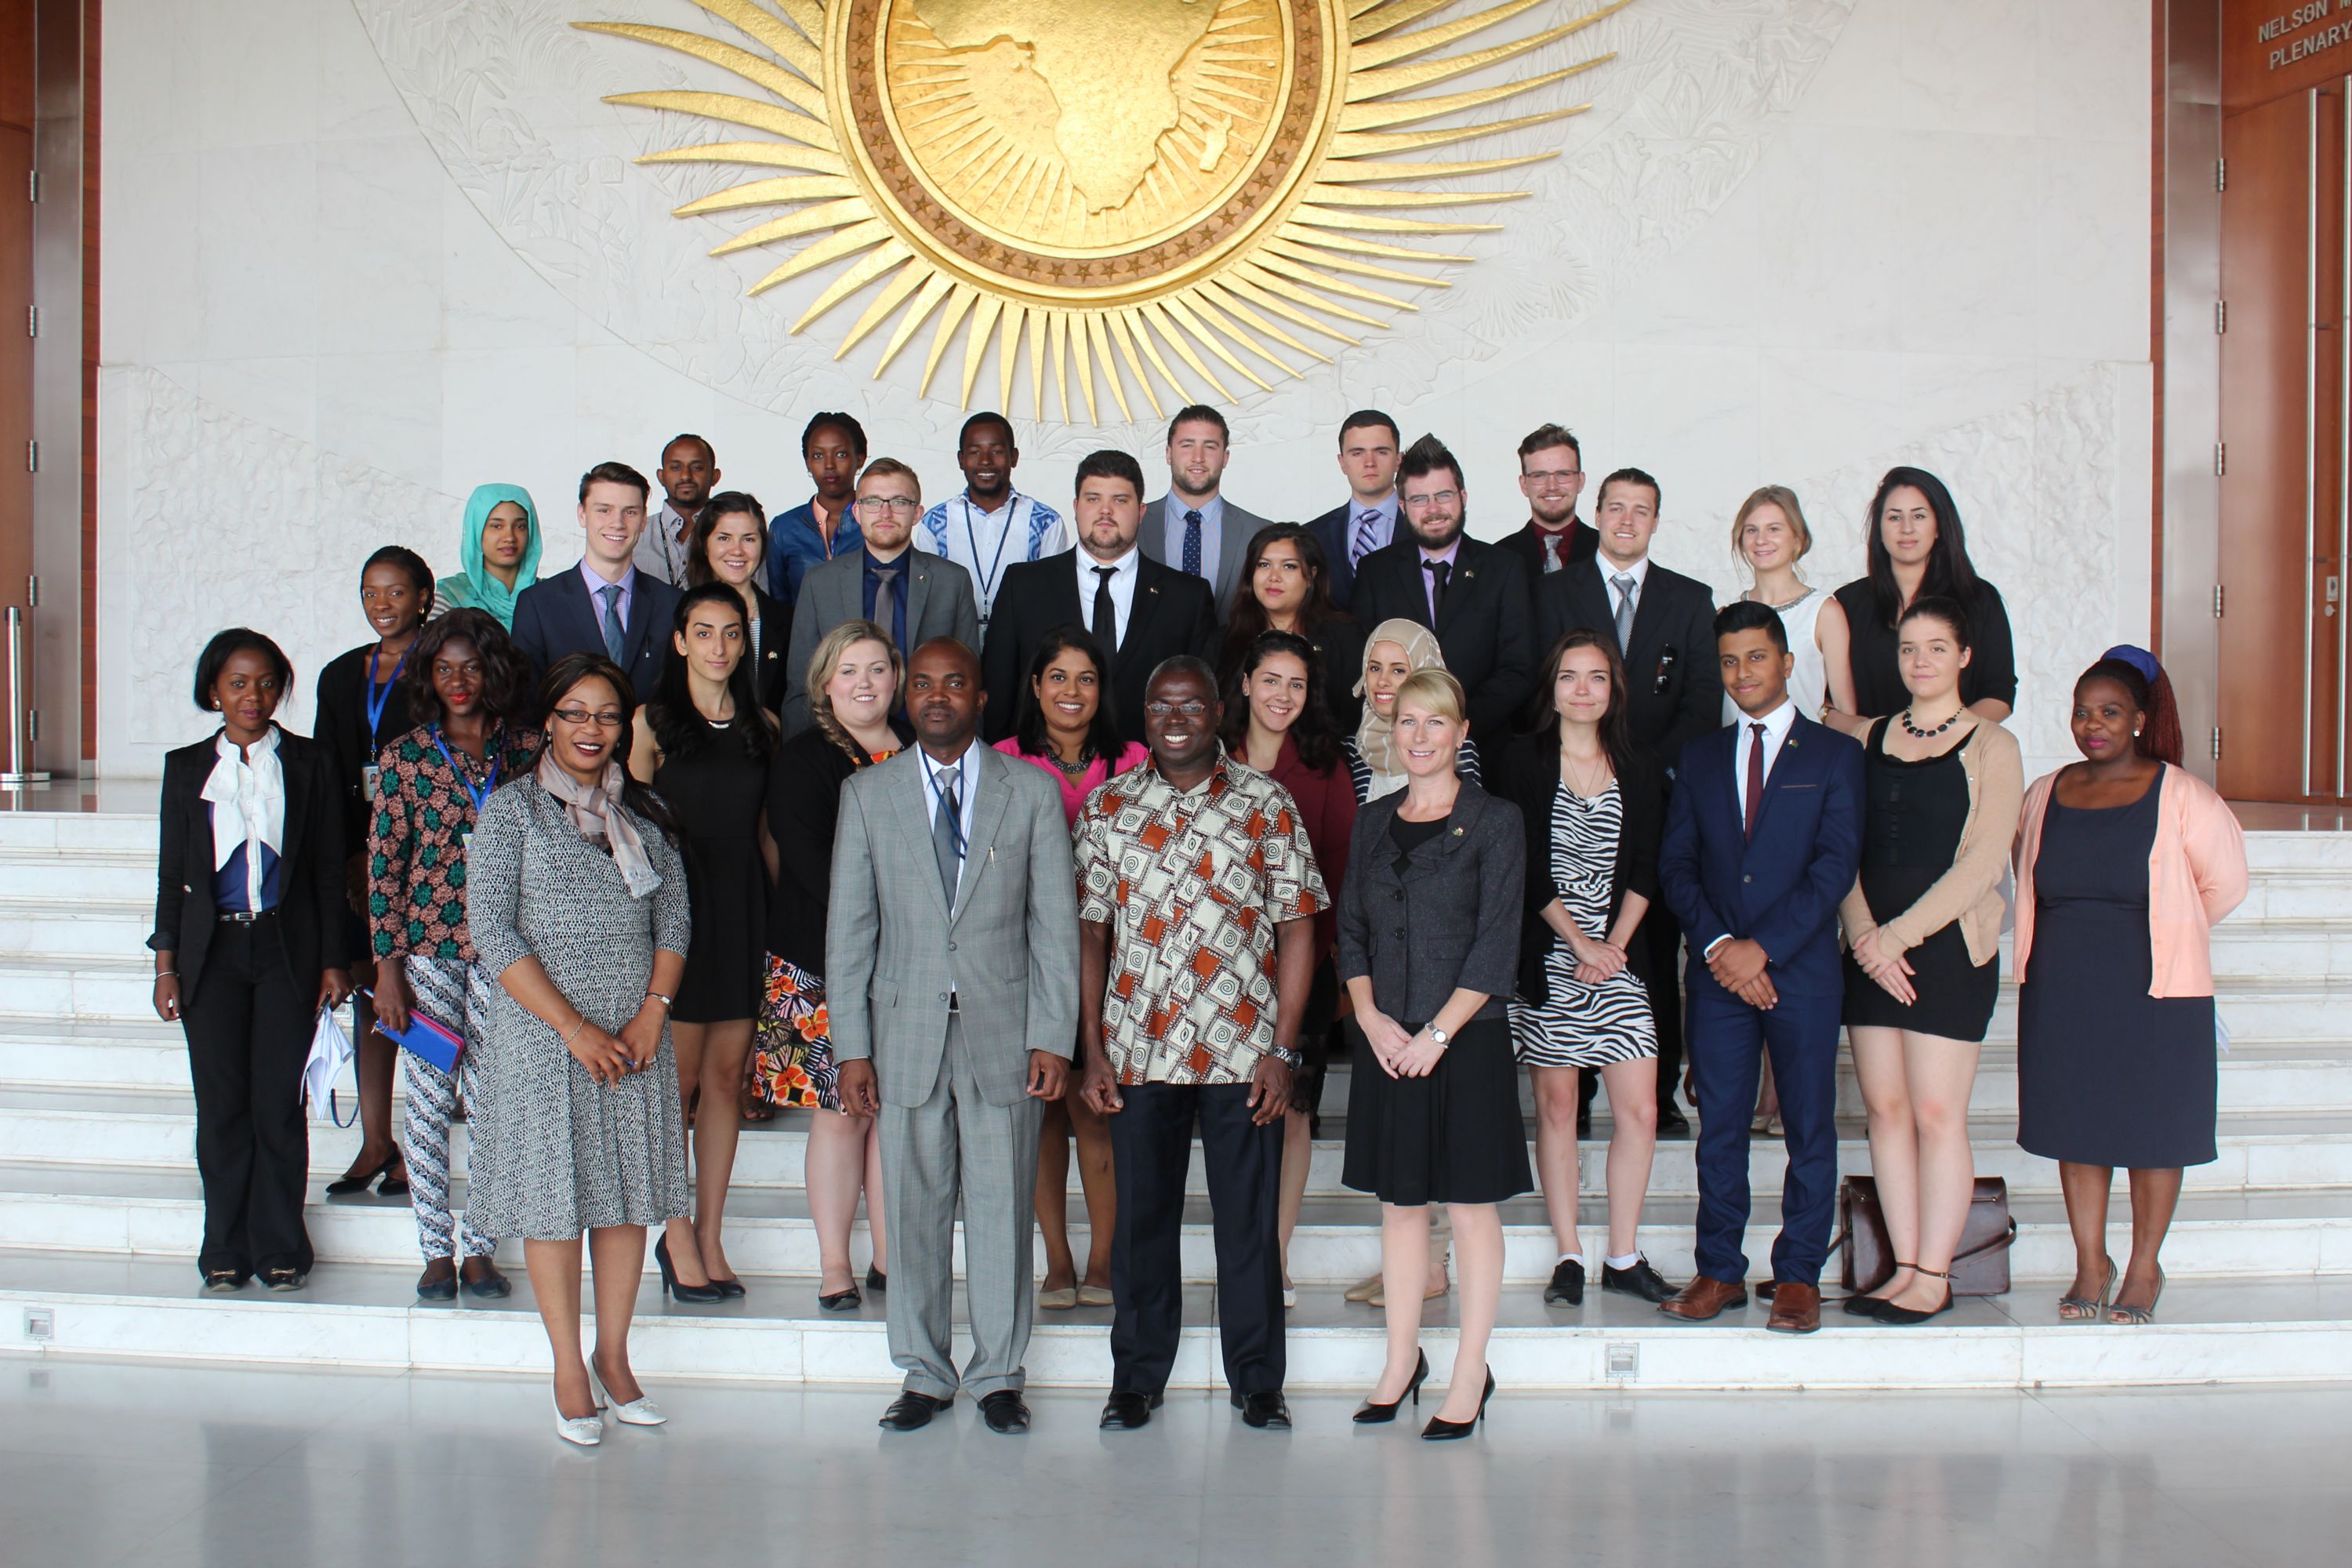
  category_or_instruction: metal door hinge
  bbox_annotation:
[25,169,35,201]
[24,305,35,338]
[2216,299,2227,334]
[2215,441,2227,477]
[2212,727,2223,761]
[24,441,34,474]
[2214,584,2226,618]
[2217,158,2228,192]
[24,575,37,608]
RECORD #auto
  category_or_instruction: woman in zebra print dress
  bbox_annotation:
[1498,630,1676,1307]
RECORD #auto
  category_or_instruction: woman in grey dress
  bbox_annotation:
[466,653,694,1446]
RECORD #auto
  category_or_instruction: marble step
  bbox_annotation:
[2,1161,2341,1286]
[8,1085,2352,1196]
[2,1248,2347,1391]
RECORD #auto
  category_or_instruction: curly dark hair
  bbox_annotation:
[1219,630,1340,774]
[405,608,532,730]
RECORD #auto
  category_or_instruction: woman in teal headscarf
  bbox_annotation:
[435,485,543,630]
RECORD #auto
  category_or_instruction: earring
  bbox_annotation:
[2132,728,2142,737]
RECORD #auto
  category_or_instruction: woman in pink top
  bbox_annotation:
[2014,648,2246,1326]
[994,626,1145,1308]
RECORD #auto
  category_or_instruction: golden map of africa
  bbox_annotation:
[909,0,1218,215]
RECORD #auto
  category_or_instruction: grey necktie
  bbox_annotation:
[1611,572,1636,652]
[931,763,962,906]
[598,583,626,665]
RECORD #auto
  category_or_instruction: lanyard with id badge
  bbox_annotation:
[431,729,500,851]
[359,642,414,803]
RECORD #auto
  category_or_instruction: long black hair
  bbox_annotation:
[1013,624,1125,764]
[1217,521,1349,677]
[1219,630,1341,773]
[1863,466,1981,628]
[1523,628,1638,778]
[537,654,677,839]
[405,608,532,730]
[648,581,776,760]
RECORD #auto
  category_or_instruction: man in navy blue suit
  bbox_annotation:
[510,461,683,702]
[1654,601,1863,1334]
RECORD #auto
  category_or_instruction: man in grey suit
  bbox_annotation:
[782,459,982,734]
[829,637,1081,1436]
[1138,405,1270,616]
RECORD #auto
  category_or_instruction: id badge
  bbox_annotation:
[461,829,474,851]
[361,764,382,801]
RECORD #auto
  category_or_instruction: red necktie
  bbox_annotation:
[1744,722,1766,840]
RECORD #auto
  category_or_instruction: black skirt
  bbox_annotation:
[1341,1015,1530,1206]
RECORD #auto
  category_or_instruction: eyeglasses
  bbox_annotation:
[855,496,922,517]
[1523,472,1581,492]
[1401,490,1460,511]
[550,708,626,728]
[1144,702,1212,719]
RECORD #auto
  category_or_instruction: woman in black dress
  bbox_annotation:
[628,581,778,1299]
[1829,466,2017,733]
[315,545,433,1199]
[2016,650,2246,1324]
[1336,668,1526,1439]
[752,620,909,1311]
[1838,598,2024,1323]
[686,490,793,717]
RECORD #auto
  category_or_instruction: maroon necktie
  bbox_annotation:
[1744,722,1766,840]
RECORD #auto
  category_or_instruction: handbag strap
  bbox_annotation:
[1952,1216,2018,1264]
[327,1087,360,1130]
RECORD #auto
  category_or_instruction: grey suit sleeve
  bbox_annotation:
[1019,782,1082,1059]
[779,584,823,738]
[825,780,882,1064]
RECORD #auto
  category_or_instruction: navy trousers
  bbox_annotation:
[1685,979,1841,1286]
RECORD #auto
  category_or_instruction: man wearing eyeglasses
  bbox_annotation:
[1497,424,1599,579]
[1347,434,1536,735]
[779,458,981,736]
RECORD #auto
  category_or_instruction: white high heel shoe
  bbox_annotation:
[589,1360,667,1427]
[554,1395,603,1447]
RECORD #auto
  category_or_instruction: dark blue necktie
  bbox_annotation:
[1182,509,1203,578]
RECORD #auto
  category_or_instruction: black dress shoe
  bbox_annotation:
[655,1236,726,1304]
[1602,1257,1676,1304]
[460,1265,512,1300]
[325,1153,397,1196]
[1098,1389,1163,1429]
[1655,1102,1690,1135]
[201,1269,247,1294]
[817,1285,862,1313]
[260,1268,307,1293]
[709,1276,746,1300]
[416,1265,459,1301]
[1543,1258,1585,1306]
[979,1390,1031,1434]
[878,1391,952,1432]
[866,1266,888,1294]
[1230,1390,1291,1429]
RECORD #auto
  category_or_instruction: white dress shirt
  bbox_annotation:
[1076,546,1142,650]
[201,727,286,913]
[920,741,984,897]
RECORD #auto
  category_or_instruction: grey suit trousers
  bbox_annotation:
[879,1014,1044,1399]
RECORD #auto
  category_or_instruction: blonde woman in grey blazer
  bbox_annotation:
[827,638,1082,1435]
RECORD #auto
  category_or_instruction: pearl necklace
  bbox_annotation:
[1898,706,1963,739]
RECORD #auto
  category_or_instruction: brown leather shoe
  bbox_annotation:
[1766,1281,1822,1334]
[1657,1275,1749,1321]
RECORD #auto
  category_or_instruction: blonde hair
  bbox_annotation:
[1731,485,1813,564]
[1392,667,1466,725]
[857,456,922,502]
[807,619,902,761]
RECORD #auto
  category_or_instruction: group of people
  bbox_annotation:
[146,404,2249,1444]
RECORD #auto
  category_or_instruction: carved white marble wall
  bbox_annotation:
[100,0,2151,779]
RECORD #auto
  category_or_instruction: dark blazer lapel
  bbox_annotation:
[623,577,665,663]
[1123,560,1171,656]
[277,731,315,877]
[1399,785,1485,883]
[1570,563,1613,641]
[1047,551,1086,626]
[951,748,1013,921]
[1625,570,1674,662]
[1740,713,1815,849]
[557,569,603,654]
[1434,543,1486,636]
[1138,500,1167,567]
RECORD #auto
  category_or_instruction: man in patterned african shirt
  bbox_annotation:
[1076,655,1327,1433]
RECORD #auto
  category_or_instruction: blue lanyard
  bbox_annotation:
[925,750,970,862]
[365,642,413,742]
[430,728,499,817]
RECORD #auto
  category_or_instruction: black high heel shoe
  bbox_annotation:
[1420,1367,1495,1440]
[1352,1349,1430,1425]
[655,1236,725,1304]
[325,1152,397,1197]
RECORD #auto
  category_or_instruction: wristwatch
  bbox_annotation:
[1427,1026,1450,1047]
[1267,1045,1305,1070]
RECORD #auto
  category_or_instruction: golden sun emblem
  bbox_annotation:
[579,0,1633,422]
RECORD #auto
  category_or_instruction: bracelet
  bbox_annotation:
[561,1016,590,1047]
[154,971,178,980]
[644,990,673,1011]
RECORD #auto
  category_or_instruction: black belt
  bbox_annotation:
[216,909,278,925]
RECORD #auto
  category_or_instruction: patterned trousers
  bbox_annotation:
[400,955,495,1261]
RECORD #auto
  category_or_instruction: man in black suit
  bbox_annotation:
[511,461,684,703]
[1534,466,1721,1131]
[1346,434,1535,736]
[1303,409,1402,612]
[1496,423,1599,581]
[982,450,1218,746]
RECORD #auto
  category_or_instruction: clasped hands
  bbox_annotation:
[1360,1009,1447,1080]
[1564,929,1630,986]
[563,1000,665,1087]
[1706,937,1779,1010]
[1848,926,1918,1005]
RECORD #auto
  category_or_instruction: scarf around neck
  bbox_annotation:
[535,752,661,898]
[1352,617,1450,799]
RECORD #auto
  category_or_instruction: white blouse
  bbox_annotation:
[200,727,285,912]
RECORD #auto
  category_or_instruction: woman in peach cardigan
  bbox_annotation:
[2013,648,2246,1324]
[1838,599,2024,1324]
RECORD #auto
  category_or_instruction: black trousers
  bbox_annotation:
[1108,1081,1283,1398]
[181,917,316,1279]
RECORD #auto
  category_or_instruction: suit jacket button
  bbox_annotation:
[948,942,956,952]
[938,992,949,1002]
[1393,927,1405,938]
[1743,873,1752,883]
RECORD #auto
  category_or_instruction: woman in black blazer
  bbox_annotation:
[1495,630,1677,1311]
[1336,667,1527,1439]
[688,491,794,717]
[151,630,352,1291]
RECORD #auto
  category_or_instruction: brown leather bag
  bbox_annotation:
[1836,1175,2016,1297]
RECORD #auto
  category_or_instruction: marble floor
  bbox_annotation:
[5,1358,2346,1568]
